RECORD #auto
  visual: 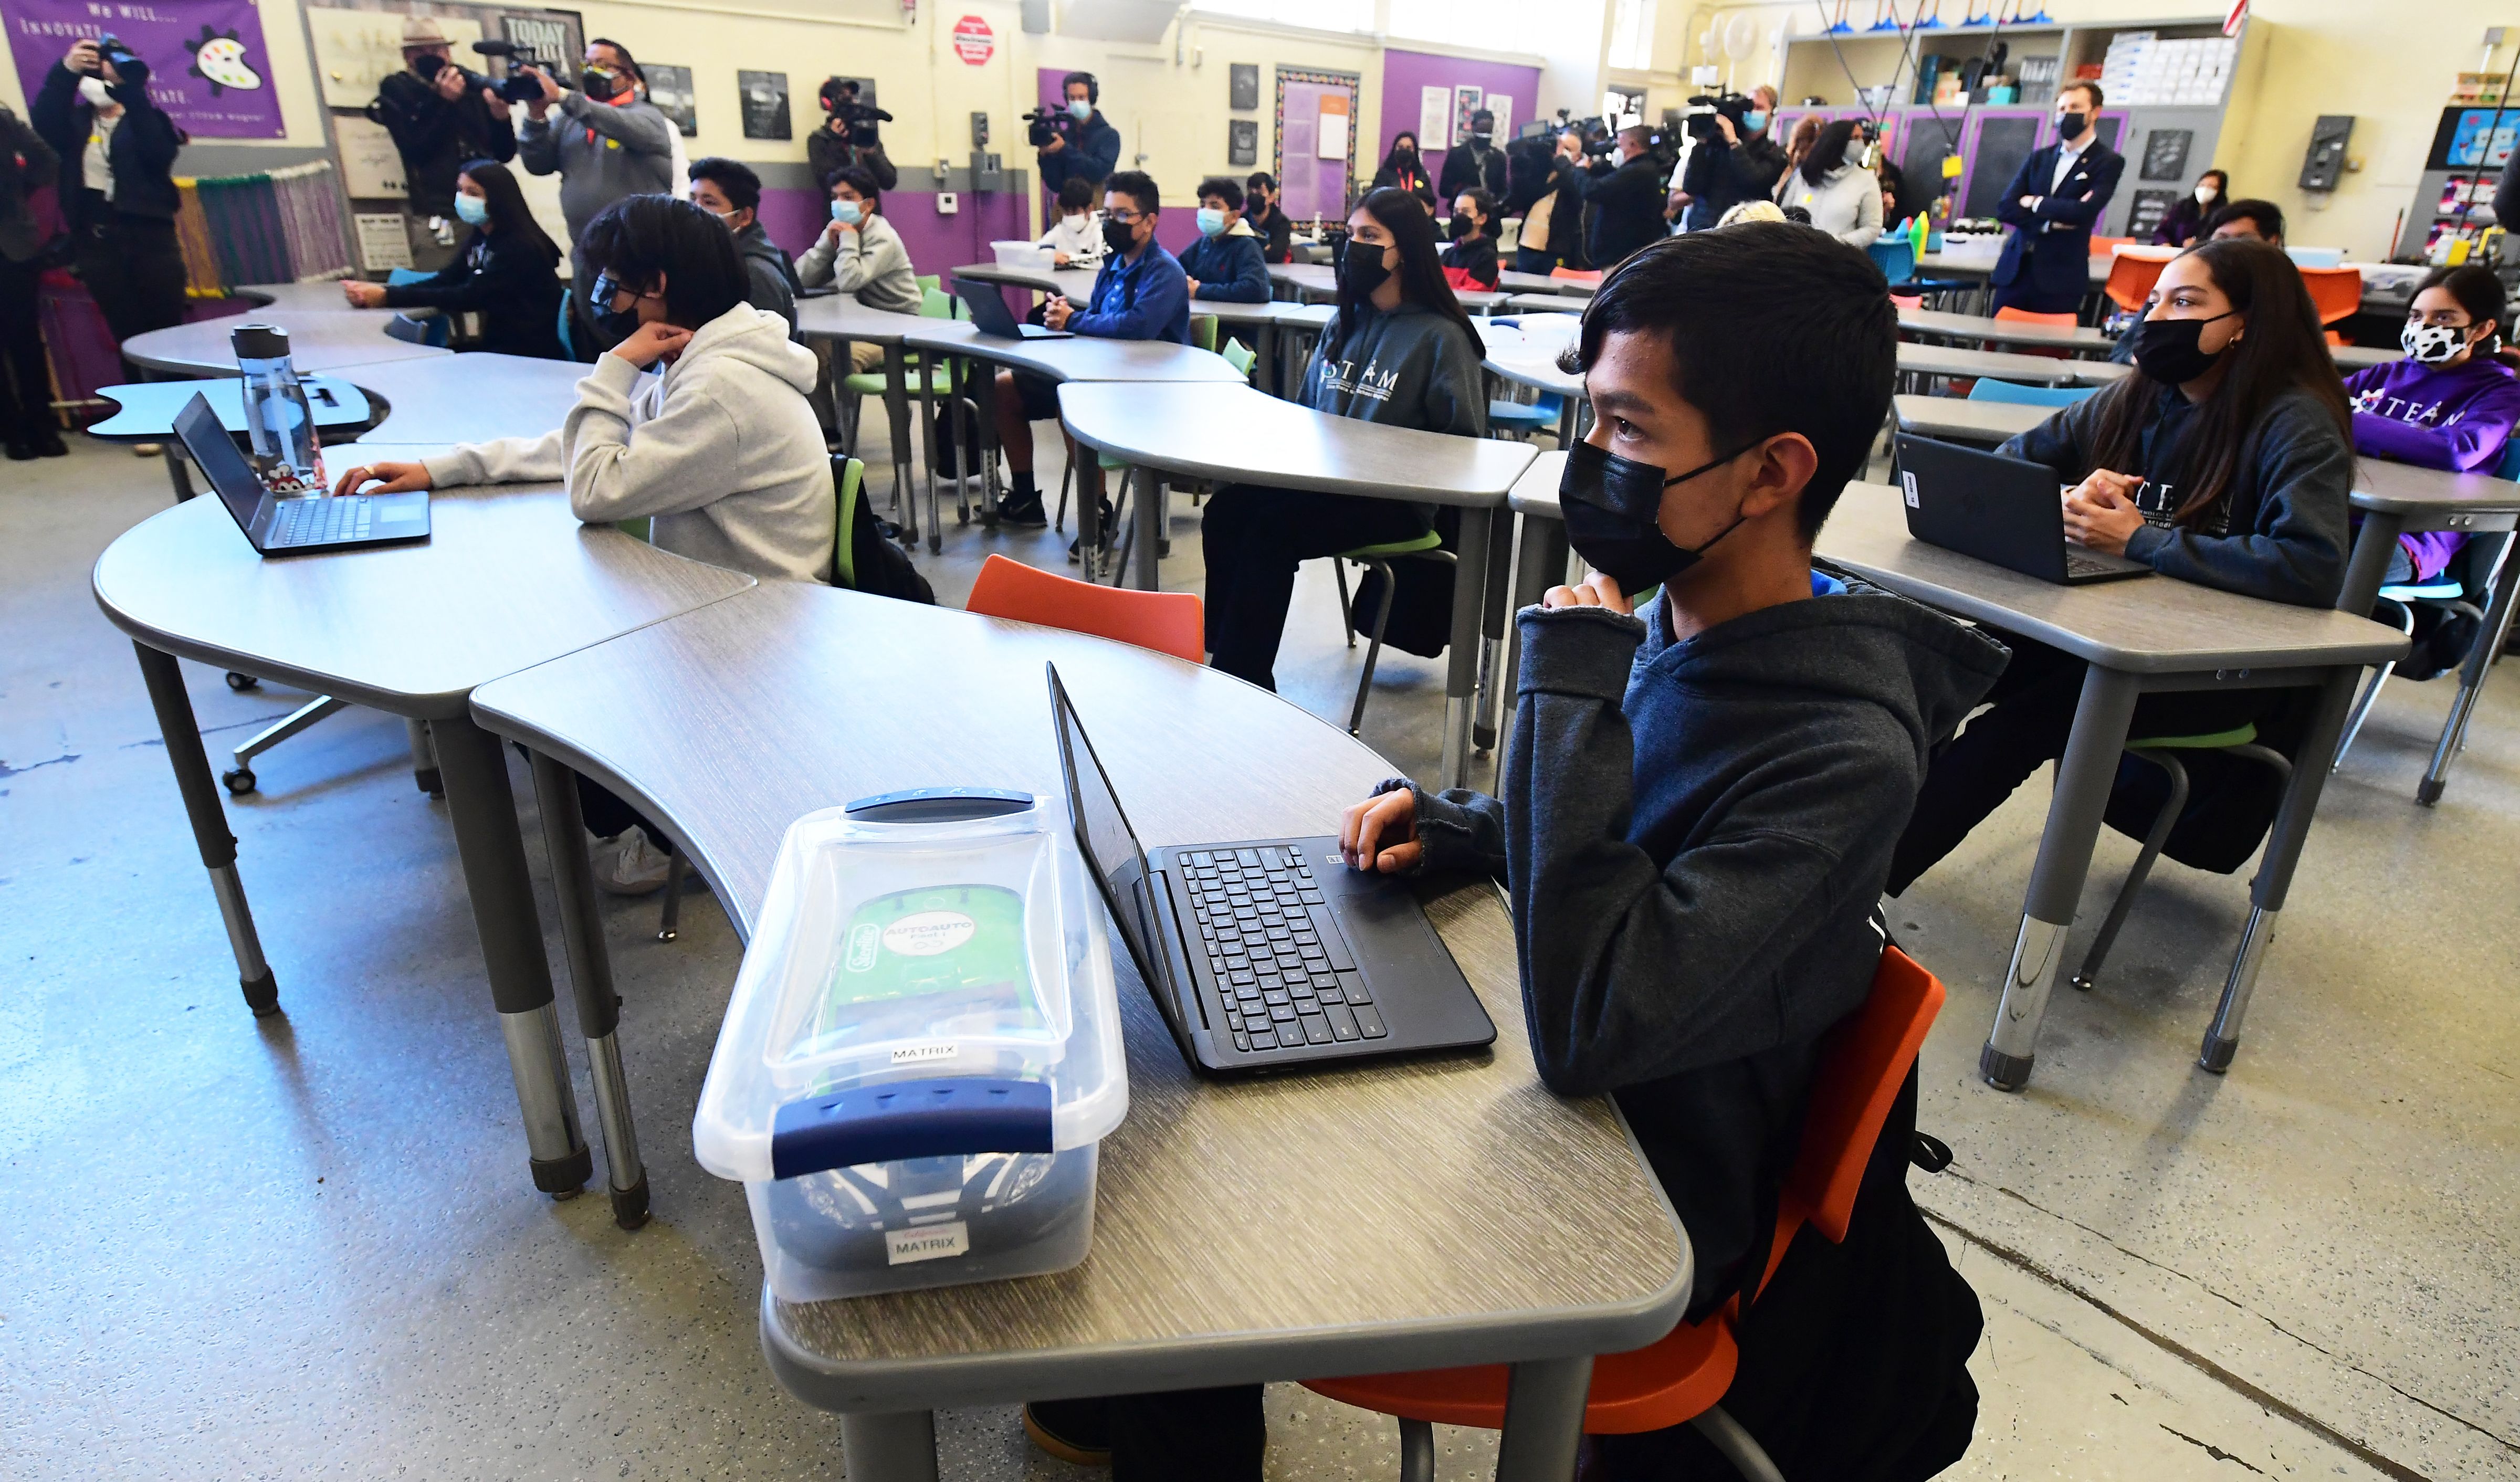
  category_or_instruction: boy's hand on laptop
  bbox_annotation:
[2062,470,2145,555]
[332,461,432,497]
[1340,790,1421,874]
[1043,295,1075,330]
[608,322,694,370]
[1543,570,1633,615]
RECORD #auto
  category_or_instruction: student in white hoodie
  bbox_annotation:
[1036,173,1105,269]
[1777,119,1883,249]
[334,195,835,890]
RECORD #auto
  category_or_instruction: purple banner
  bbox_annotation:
[9,0,286,139]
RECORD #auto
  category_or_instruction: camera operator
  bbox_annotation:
[33,37,186,361]
[1671,86,1781,232]
[1505,125,1588,273]
[1033,71,1120,203]
[1583,124,1671,270]
[807,78,897,192]
[1437,108,1508,202]
[516,38,675,343]
[0,101,64,458]
[366,17,516,232]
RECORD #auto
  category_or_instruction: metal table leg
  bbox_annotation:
[1131,470,1164,591]
[2419,531,2519,805]
[1440,506,1496,791]
[1077,455,1103,571]
[1473,510,1515,753]
[884,344,914,529]
[2335,509,2404,617]
[974,361,1003,524]
[838,1411,938,1482]
[1496,513,1569,785]
[428,715,592,1197]
[526,751,649,1228]
[406,717,442,797]
[1256,320,1278,396]
[1494,1355,1593,1482]
[163,444,196,501]
[133,642,278,1016]
[2200,666,2358,1074]
[1980,664,2141,1091]
[917,365,939,552]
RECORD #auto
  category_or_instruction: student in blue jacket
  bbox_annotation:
[1176,176,1270,303]
[1025,220,1999,1480]
[994,170,1187,530]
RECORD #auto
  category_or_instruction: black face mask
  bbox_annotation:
[1342,242,1393,299]
[2130,309,2236,386]
[589,271,642,348]
[1101,217,1138,255]
[1448,216,1475,241]
[1559,438,1755,593]
[582,65,624,101]
[2056,109,2090,141]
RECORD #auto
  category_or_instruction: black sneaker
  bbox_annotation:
[1023,1397,1112,1467]
[999,491,1048,528]
[33,428,67,457]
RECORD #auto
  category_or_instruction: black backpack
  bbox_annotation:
[831,456,934,604]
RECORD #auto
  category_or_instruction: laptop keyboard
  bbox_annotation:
[1180,846,1389,1054]
[271,497,371,545]
[2065,552,2114,579]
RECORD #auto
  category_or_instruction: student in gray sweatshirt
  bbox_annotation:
[516,38,675,339]
[1198,187,1489,689]
[795,165,921,369]
[1034,222,1998,1481]
[1891,236,2355,894]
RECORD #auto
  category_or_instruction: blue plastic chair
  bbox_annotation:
[1866,238,1915,286]
[1967,379,2101,408]
[1487,393,1563,439]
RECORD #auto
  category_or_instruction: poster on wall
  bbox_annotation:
[1230,63,1258,111]
[1486,96,1513,142]
[2140,128,2192,181]
[355,213,415,270]
[308,7,484,110]
[1317,92,1349,161]
[1228,119,1257,167]
[334,115,407,197]
[739,70,791,140]
[1451,85,1483,146]
[646,63,698,136]
[1418,86,1448,150]
[2126,188,2178,240]
[497,12,583,86]
[7,0,285,137]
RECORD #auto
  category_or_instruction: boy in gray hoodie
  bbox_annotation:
[1057,223,2002,1479]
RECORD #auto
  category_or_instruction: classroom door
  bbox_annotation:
[1277,71,1359,228]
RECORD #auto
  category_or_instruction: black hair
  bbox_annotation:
[1381,134,1422,175]
[2205,197,2285,244]
[2060,79,2103,109]
[2084,237,2350,529]
[687,156,762,215]
[1061,70,1098,105]
[580,194,747,330]
[1246,171,1276,194]
[2415,262,2519,371]
[817,75,858,110]
[1780,204,1813,225]
[830,165,882,213]
[1471,109,1495,131]
[584,37,642,85]
[1197,176,1245,211]
[2197,167,2229,192]
[1056,174,1097,211]
[1570,223,1895,541]
[1454,186,1496,231]
[455,159,558,265]
[1335,187,1484,359]
[1104,169,1160,218]
[1801,119,1857,186]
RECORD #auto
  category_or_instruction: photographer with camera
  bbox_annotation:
[1506,125,1589,274]
[1671,87,1781,232]
[516,38,675,343]
[366,17,517,230]
[33,37,186,364]
[0,100,63,458]
[808,78,897,192]
[1031,72,1121,203]
[1584,124,1671,270]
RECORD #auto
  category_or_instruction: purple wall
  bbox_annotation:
[1377,49,1541,200]
[759,186,1030,285]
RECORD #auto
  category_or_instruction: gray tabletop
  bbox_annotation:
[92,485,755,718]
[2332,344,2396,371]
[1898,342,2129,387]
[1483,320,1584,400]
[1262,262,1516,311]
[1917,251,2110,289]
[1510,449,1567,519]
[1898,307,2113,351]
[952,260,1102,301]
[90,375,373,440]
[333,353,586,446]
[1497,270,1593,296]
[230,280,379,314]
[793,297,928,346]
[899,323,1247,383]
[123,303,448,377]
[1504,293,1585,314]
[1192,299,1337,329]
[1058,381,1534,507]
[2350,457,2520,516]
[1892,395,2048,444]
[466,579,1688,1408]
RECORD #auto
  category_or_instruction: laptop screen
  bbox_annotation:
[173,393,270,536]
[954,279,1022,337]
[1044,664,1165,990]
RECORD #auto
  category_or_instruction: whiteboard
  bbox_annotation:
[309,8,484,111]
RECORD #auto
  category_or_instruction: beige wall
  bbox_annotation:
[1670,0,2516,260]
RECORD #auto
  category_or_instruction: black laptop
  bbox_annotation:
[1895,434,2150,585]
[954,277,1072,340]
[1047,664,1495,1074]
[175,393,429,555]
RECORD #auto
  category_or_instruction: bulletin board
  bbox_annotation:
[1274,68,1361,225]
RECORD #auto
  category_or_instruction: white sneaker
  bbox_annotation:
[592,832,674,895]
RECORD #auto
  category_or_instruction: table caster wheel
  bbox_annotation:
[225,672,259,691]
[222,766,257,796]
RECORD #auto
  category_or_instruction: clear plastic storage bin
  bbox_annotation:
[694,788,1128,1302]
[991,239,1055,269]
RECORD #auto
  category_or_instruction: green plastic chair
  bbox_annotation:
[1329,530,1453,735]
[1221,338,1258,380]
[1191,314,1219,353]
[2068,722,2292,993]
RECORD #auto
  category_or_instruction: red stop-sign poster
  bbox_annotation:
[952,15,994,65]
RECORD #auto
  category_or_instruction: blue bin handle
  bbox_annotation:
[771,1077,1055,1179]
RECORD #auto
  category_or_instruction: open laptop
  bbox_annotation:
[1895,434,2150,586]
[175,392,429,555]
[1047,664,1495,1074]
[954,277,1072,340]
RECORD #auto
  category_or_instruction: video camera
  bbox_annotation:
[818,78,892,148]
[80,34,150,88]
[1683,92,1751,144]
[1022,106,1075,150]
[468,39,562,104]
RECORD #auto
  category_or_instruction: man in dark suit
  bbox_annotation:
[1990,81,2122,316]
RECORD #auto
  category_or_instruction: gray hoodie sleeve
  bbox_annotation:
[1422,321,1490,439]
[1493,604,1922,1095]
[554,90,674,159]
[2119,394,2352,606]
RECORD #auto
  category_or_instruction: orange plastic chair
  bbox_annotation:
[1995,304,2079,359]
[2298,266,2364,327]
[1550,267,1605,286]
[2103,244,2179,313]
[2088,235,2136,255]
[1303,943,1949,1479]
[965,553,1205,663]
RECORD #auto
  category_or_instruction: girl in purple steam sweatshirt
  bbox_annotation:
[2343,263,2520,581]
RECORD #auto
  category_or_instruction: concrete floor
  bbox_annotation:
[3,429,2515,1480]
